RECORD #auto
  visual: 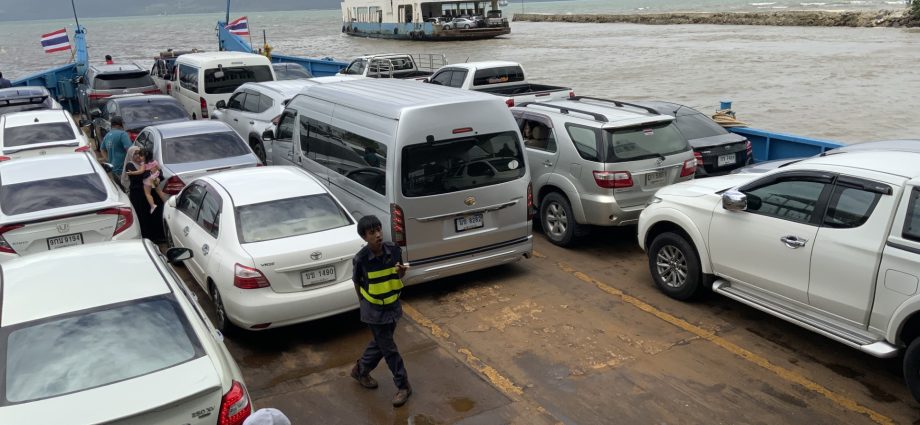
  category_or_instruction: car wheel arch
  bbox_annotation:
[643,215,712,275]
[538,178,587,224]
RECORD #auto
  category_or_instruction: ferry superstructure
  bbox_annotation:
[341,0,511,40]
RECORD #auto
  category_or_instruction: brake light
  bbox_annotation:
[505,98,514,108]
[88,93,111,100]
[568,90,575,99]
[166,83,172,95]
[143,89,161,95]
[593,171,633,189]
[680,158,698,177]
[391,203,406,246]
[97,207,134,236]
[217,380,251,425]
[452,127,473,134]
[233,263,270,289]
[199,97,208,119]
[0,224,23,254]
[163,175,186,195]
[0,156,11,162]
[693,151,703,166]
[526,182,534,221]
[127,131,139,141]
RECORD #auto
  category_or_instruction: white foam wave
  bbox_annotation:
[800,2,828,5]
[750,2,776,5]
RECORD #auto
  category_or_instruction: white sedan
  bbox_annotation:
[0,152,139,261]
[0,109,90,160]
[163,166,363,332]
[0,240,252,425]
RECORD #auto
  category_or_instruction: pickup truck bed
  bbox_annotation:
[477,83,570,96]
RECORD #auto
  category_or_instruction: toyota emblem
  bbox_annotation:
[464,196,476,206]
[310,251,322,260]
[56,223,70,234]
[656,157,665,165]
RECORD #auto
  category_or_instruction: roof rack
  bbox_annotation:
[569,96,660,115]
[517,102,607,122]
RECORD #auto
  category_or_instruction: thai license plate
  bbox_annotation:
[645,171,667,186]
[718,153,736,167]
[47,233,83,250]
[301,266,336,287]
[455,214,484,232]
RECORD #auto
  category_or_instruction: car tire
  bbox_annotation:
[648,232,703,301]
[443,25,450,30]
[210,282,237,335]
[250,139,267,165]
[540,192,580,247]
[903,337,920,402]
[464,24,470,29]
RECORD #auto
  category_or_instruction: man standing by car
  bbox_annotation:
[350,215,412,407]
[0,72,11,89]
[100,116,133,185]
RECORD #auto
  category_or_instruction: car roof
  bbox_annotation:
[1,241,171,327]
[634,101,706,117]
[833,139,920,154]
[2,109,70,128]
[90,63,145,73]
[303,79,502,120]
[205,166,327,206]
[110,94,181,107]
[522,98,674,128]
[178,51,268,63]
[444,61,520,71]
[240,80,321,98]
[0,153,95,184]
[0,86,51,99]
[150,120,235,139]
[794,150,920,178]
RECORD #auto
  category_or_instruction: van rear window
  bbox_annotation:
[401,131,526,197]
[204,66,273,94]
[92,72,155,90]
[605,122,689,162]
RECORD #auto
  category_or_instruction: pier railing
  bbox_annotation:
[216,22,347,77]
[728,127,844,162]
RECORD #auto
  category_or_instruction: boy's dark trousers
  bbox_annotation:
[358,322,409,389]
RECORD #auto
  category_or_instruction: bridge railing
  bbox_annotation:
[216,22,347,77]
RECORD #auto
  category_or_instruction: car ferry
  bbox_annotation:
[341,0,511,41]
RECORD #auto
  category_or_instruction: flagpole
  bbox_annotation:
[226,0,231,26]
[71,0,81,28]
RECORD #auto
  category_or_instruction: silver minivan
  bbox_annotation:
[512,97,695,246]
[263,78,533,285]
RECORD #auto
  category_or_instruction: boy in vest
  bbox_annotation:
[351,215,412,406]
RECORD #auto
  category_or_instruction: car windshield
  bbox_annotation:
[674,113,728,140]
[162,131,251,164]
[274,65,313,80]
[120,102,188,129]
[401,131,526,197]
[204,66,274,94]
[236,194,352,243]
[0,172,107,216]
[3,297,200,403]
[604,122,689,162]
[3,123,75,148]
[92,72,155,90]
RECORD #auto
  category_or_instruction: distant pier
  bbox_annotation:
[512,9,915,28]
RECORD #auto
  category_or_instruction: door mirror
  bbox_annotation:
[100,162,114,173]
[722,190,747,211]
[89,108,102,118]
[78,118,91,127]
[167,196,177,208]
[165,247,193,264]
[262,128,275,141]
[215,100,226,109]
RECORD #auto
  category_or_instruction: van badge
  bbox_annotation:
[57,223,69,234]
[464,196,476,206]
[310,251,322,260]
[656,157,664,165]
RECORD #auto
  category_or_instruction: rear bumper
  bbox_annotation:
[222,279,359,330]
[580,193,645,227]
[403,235,532,285]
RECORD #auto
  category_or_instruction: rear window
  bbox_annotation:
[3,297,201,403]
[236,194,351,243]
[3,122,75,148]
[120,102,188,128]
[605,122,689,162]
[92,72,155,90]
[674,113,728,141]
[204,66,273,94]
[0,172,107,215]
[472,66,525,86]
[401,131,526,197]
[162,131,251,164]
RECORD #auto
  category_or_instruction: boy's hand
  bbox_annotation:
[396,262,409,278]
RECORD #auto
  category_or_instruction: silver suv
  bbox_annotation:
[77,63,160,137]
[512,97,696,246]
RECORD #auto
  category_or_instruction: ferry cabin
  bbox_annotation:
[342,0,511,41]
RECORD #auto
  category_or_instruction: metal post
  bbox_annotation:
[226,0,231,28]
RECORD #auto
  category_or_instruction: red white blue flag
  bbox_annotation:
[41,28,72,54]
[226,16,249,36]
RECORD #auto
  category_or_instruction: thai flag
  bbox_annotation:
[226,16,249,36]
[41,28,71,54]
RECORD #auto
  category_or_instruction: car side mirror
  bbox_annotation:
[215,100,226,109]
[722,190,747,211]
[90,108,102,118]
[101,162,114,173]
[75,76,85,84]
[167,196,177,208]
[165,247,193,264]
[79,118,91,127]
[262,128,275,141]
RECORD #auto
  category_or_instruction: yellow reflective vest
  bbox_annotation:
[359,265,404,306]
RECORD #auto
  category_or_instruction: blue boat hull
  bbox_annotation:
[343,22,510,41]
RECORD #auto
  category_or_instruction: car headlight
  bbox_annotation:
[646,196,663,207]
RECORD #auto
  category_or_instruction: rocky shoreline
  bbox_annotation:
[512,9,914,28]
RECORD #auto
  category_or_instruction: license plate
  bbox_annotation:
[47,233,83,250]
[718,153,736,167]
[645,171,666,186]
[455,214,484,232]
[301,265,337,287]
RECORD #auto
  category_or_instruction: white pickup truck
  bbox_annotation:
[426,61,572,107]
[338,53,446,80]
[637,145,920,401]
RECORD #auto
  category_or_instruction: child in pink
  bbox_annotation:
[140,150,167,213]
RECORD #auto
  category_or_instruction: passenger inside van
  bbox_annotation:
[522,120,556,151]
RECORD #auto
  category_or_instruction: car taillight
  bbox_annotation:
[568,90,575,98]
[693,151,703,166]
[526,182,534,221]
[0,224,23,254]
[593,171,633,189]
[0,156,10,162]
[218,380,251,425]
[75,145,91,152]
[98,207,134,236]
[505,98,514,108]
[143,89,161,95]
[680,158,698,177]
[163,175,186,195]
[199,97,209,119]
[88,93,111,100]
[234,263,270,289]
[127,131,139,141]
[166,83,172,95]
[391,203,406,246]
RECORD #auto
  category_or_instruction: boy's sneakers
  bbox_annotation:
[350,363,378,389]
[392,385,412,407]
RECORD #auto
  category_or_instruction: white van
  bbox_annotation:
[171,52,275,120]
[263,79,533,285]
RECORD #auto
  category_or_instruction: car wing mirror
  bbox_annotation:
[722,190,747,211]
[165,247,193,264]
[167,196,177,208]
[79,118,92,127]
[101,162,114,173]
[215,100,227,109]
[262,128,275,141]
[90,108,102,118]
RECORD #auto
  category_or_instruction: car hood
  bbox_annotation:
[687,132,747,149]
[656,173,759,198]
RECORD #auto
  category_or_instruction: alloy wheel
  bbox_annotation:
[211,285,227,328]
[544,201,568,239]
[656,245,688,288]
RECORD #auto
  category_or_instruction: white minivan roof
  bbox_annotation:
[301,79,502,120]
[177,51,270,66]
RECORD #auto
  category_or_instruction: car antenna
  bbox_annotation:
[426,135,435,144]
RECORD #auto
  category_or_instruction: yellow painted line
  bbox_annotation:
[546,257,894,425]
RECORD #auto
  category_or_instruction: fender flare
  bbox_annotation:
[886,297,920,344]
[536,174,588,224]
[641,207,713,275]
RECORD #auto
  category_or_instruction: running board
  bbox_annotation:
[712,279,899,358]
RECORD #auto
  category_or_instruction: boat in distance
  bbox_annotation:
[342,0,511,41]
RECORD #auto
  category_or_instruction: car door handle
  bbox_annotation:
[202,244,209,256]
[249,121,255,125]
[233,118,238,122]
[543,160,553,167]
[183,226,190,237]
[780,236,807,249]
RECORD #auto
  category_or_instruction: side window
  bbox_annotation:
[311,121,387,196]
[277,112,296,140]
[259,96,274,113]
[742,179,827,224]
[448,70,468,88]
[178,65,198,92]
[565,124,600,161]
[823,185,881,229]
[521,118,557,153]
[299,114,312,157]
[904,188,920,242]
[177,183,207,220]
[196,191,221,238]
[242,91,261,113]
[344,60,366,75]
[430,70,453,86]
[227,92,246,110]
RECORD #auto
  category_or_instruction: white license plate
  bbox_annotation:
[645,171,667,186]
[47,233,83,250]
[718,153,736,167]
[455,214,484,232]
[301,266,336,287]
